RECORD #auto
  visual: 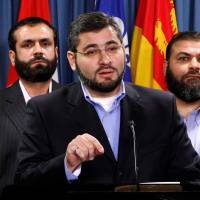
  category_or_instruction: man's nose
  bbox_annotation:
[99,49,111,65]
[33,42,43,54]
[189,57,200,70]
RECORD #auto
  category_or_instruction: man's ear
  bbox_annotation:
[67,51,76,71]
[55,46,58,59]
[9,50,16,66]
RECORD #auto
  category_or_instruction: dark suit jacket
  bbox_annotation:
[15,82,200,188]
[0,80,60,192]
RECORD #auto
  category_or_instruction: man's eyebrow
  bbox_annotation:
[82,40,119,51]
[21,39,34,43]
[21,38,51,42]
[105,40,119,45]
[82,44,98,51]
[177,52,191,56]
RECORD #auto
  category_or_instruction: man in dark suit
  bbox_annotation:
[15,12,200,190]
[0,17,60,194]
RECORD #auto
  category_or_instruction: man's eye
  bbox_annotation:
[85,49,98,56]
[42,42,48,46]
[178,57,189,61]
[107,46,119,52]
[41,41,51,47]
[22,43,32,48]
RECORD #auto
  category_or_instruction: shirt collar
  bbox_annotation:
[184,107,200,126]
[80,81,126,106]
[19,80,52,104]
[194,108,200,126]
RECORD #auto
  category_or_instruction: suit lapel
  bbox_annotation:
[52,80,60,90]
[117,83,144,182]
[2,80,60,134]
[72,100,116,163]
[64,83,116,163]
[120,84,144,134]
[3,81,27,133]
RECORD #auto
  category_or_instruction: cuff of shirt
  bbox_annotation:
[64,155,81,181]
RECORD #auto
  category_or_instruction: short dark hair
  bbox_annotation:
[8,17,57,51]
[68,11,123,52]
[166,31,200,61]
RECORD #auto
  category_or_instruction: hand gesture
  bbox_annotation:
[66,133,104,172]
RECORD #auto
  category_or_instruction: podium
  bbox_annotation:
[114,182,200,200]
[2,182,200,200]
[115,182,182,192]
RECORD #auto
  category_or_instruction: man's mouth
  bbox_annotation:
[185,74,200,79]
[31,59,46,65]
[98,68,115,78]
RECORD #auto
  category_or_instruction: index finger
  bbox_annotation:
[82,133,104,155]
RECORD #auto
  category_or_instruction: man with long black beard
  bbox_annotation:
[14,12,200,191]
[165,31,200,154]
[0,17,60,195]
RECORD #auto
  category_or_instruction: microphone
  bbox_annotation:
[129,120,140,191]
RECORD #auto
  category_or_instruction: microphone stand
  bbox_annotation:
[129,120,140,191]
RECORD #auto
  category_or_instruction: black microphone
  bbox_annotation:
[129,120,140,191]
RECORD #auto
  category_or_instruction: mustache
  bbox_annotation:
[29,55,49,64]
[96,66,116,73]
[182,69,200,78]
[188,68,200,74]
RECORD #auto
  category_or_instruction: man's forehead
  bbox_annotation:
[15,24,53,39]
[173,40,200,49]
[77,26,120,47]
[172,40,200,53]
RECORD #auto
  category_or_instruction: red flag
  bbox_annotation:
[6,0,51,87]
[131,0,178,90]
[18,0,51,22]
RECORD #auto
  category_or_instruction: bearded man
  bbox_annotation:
[165,31,200,154]
[0,17,60,195]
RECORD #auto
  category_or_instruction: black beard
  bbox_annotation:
[15,54,57,82]
[76,62,124,93]
[166,66,200,102]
